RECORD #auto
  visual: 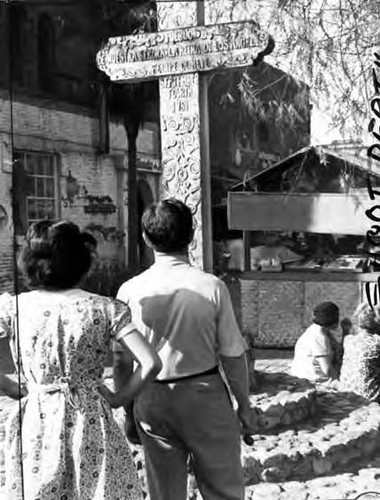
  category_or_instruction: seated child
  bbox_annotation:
[291,301,341,382]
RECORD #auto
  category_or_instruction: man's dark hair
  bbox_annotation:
[141,198,194,253]
[18,220,92,289]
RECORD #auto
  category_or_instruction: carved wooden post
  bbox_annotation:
[156,2,211,269]
[97,7,272,269]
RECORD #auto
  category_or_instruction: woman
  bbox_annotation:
[291,301,341,382]
[339,302,380,402]
[0,220,162,499]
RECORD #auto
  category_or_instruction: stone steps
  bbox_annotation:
[249,371,317,431]
[242,389,380,485]
[111,371,380,496]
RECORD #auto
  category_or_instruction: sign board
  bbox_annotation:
[96,21,270,83]
[97,0,273,270]
[228,191,372,235]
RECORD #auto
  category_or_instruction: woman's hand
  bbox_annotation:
[96,383,123,409]
[111,330,162,407]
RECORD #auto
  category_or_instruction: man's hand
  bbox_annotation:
[125,417,142,445]
[237,405,257,437]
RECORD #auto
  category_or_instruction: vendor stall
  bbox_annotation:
[228,146,380,347]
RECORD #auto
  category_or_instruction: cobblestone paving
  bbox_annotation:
[1,348,380,499]
[247,349,380,500]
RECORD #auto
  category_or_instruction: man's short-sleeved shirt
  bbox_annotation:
[116,254,247,380]
[291,323,332,381]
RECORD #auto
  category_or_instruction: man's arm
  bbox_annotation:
[0,373,27,399]
[220,353,255,436]
[215,280,256,436]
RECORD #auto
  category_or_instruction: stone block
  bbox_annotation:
[311,486,349,500]
[280,411,293,426]
[361,438,378,456]
[257,414,281,429]
[261,466,289,483]
[312,456,333,476]
[279,491,308,500]
[249,483,282,498]
[358,468,380,480]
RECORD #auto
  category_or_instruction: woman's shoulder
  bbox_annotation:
[0,292,15,315]
[82,292,128,314]
[18,289,114,310]
[72,291,122,311]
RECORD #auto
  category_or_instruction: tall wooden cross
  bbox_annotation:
[97,1,273,270]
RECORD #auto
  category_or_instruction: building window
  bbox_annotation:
[13,151,60,234]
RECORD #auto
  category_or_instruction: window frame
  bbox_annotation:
[13,150,60,232]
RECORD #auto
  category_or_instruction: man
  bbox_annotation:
[114,199,253,500]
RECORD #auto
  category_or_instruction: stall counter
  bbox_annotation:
[240,271,380,348]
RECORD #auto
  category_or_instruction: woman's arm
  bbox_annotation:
[113,349,135,419]
[98,330,162,408]
[0,373,27,399]
[113,348,141,443]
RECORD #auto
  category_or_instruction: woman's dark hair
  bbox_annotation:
[141,198,194,253]
[18,220,92,289]
[353,302,380,334]
[81,231,98,252]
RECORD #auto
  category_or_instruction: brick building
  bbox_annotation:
[0,1,310,295]
[0,1,160,295]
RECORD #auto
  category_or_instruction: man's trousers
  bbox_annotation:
[134,372,244,500]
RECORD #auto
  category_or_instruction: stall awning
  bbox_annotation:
[228,191,373,235]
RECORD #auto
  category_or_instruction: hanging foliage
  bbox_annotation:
[261,0,378,142]
[208,0,379,143]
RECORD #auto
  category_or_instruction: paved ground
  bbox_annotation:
[248,350,380,499]
[1,346,380,499]
[255,348,294,373]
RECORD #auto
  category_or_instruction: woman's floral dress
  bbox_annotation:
[0,289,143,500]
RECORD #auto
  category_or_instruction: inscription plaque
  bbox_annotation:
[97,21,271,83]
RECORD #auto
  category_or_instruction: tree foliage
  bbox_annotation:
[207,0,378,144]
[259,0,378,143]
[95,0,156,38]
[96,0,378,145]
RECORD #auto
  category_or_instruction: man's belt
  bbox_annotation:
[154,365,219,384]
